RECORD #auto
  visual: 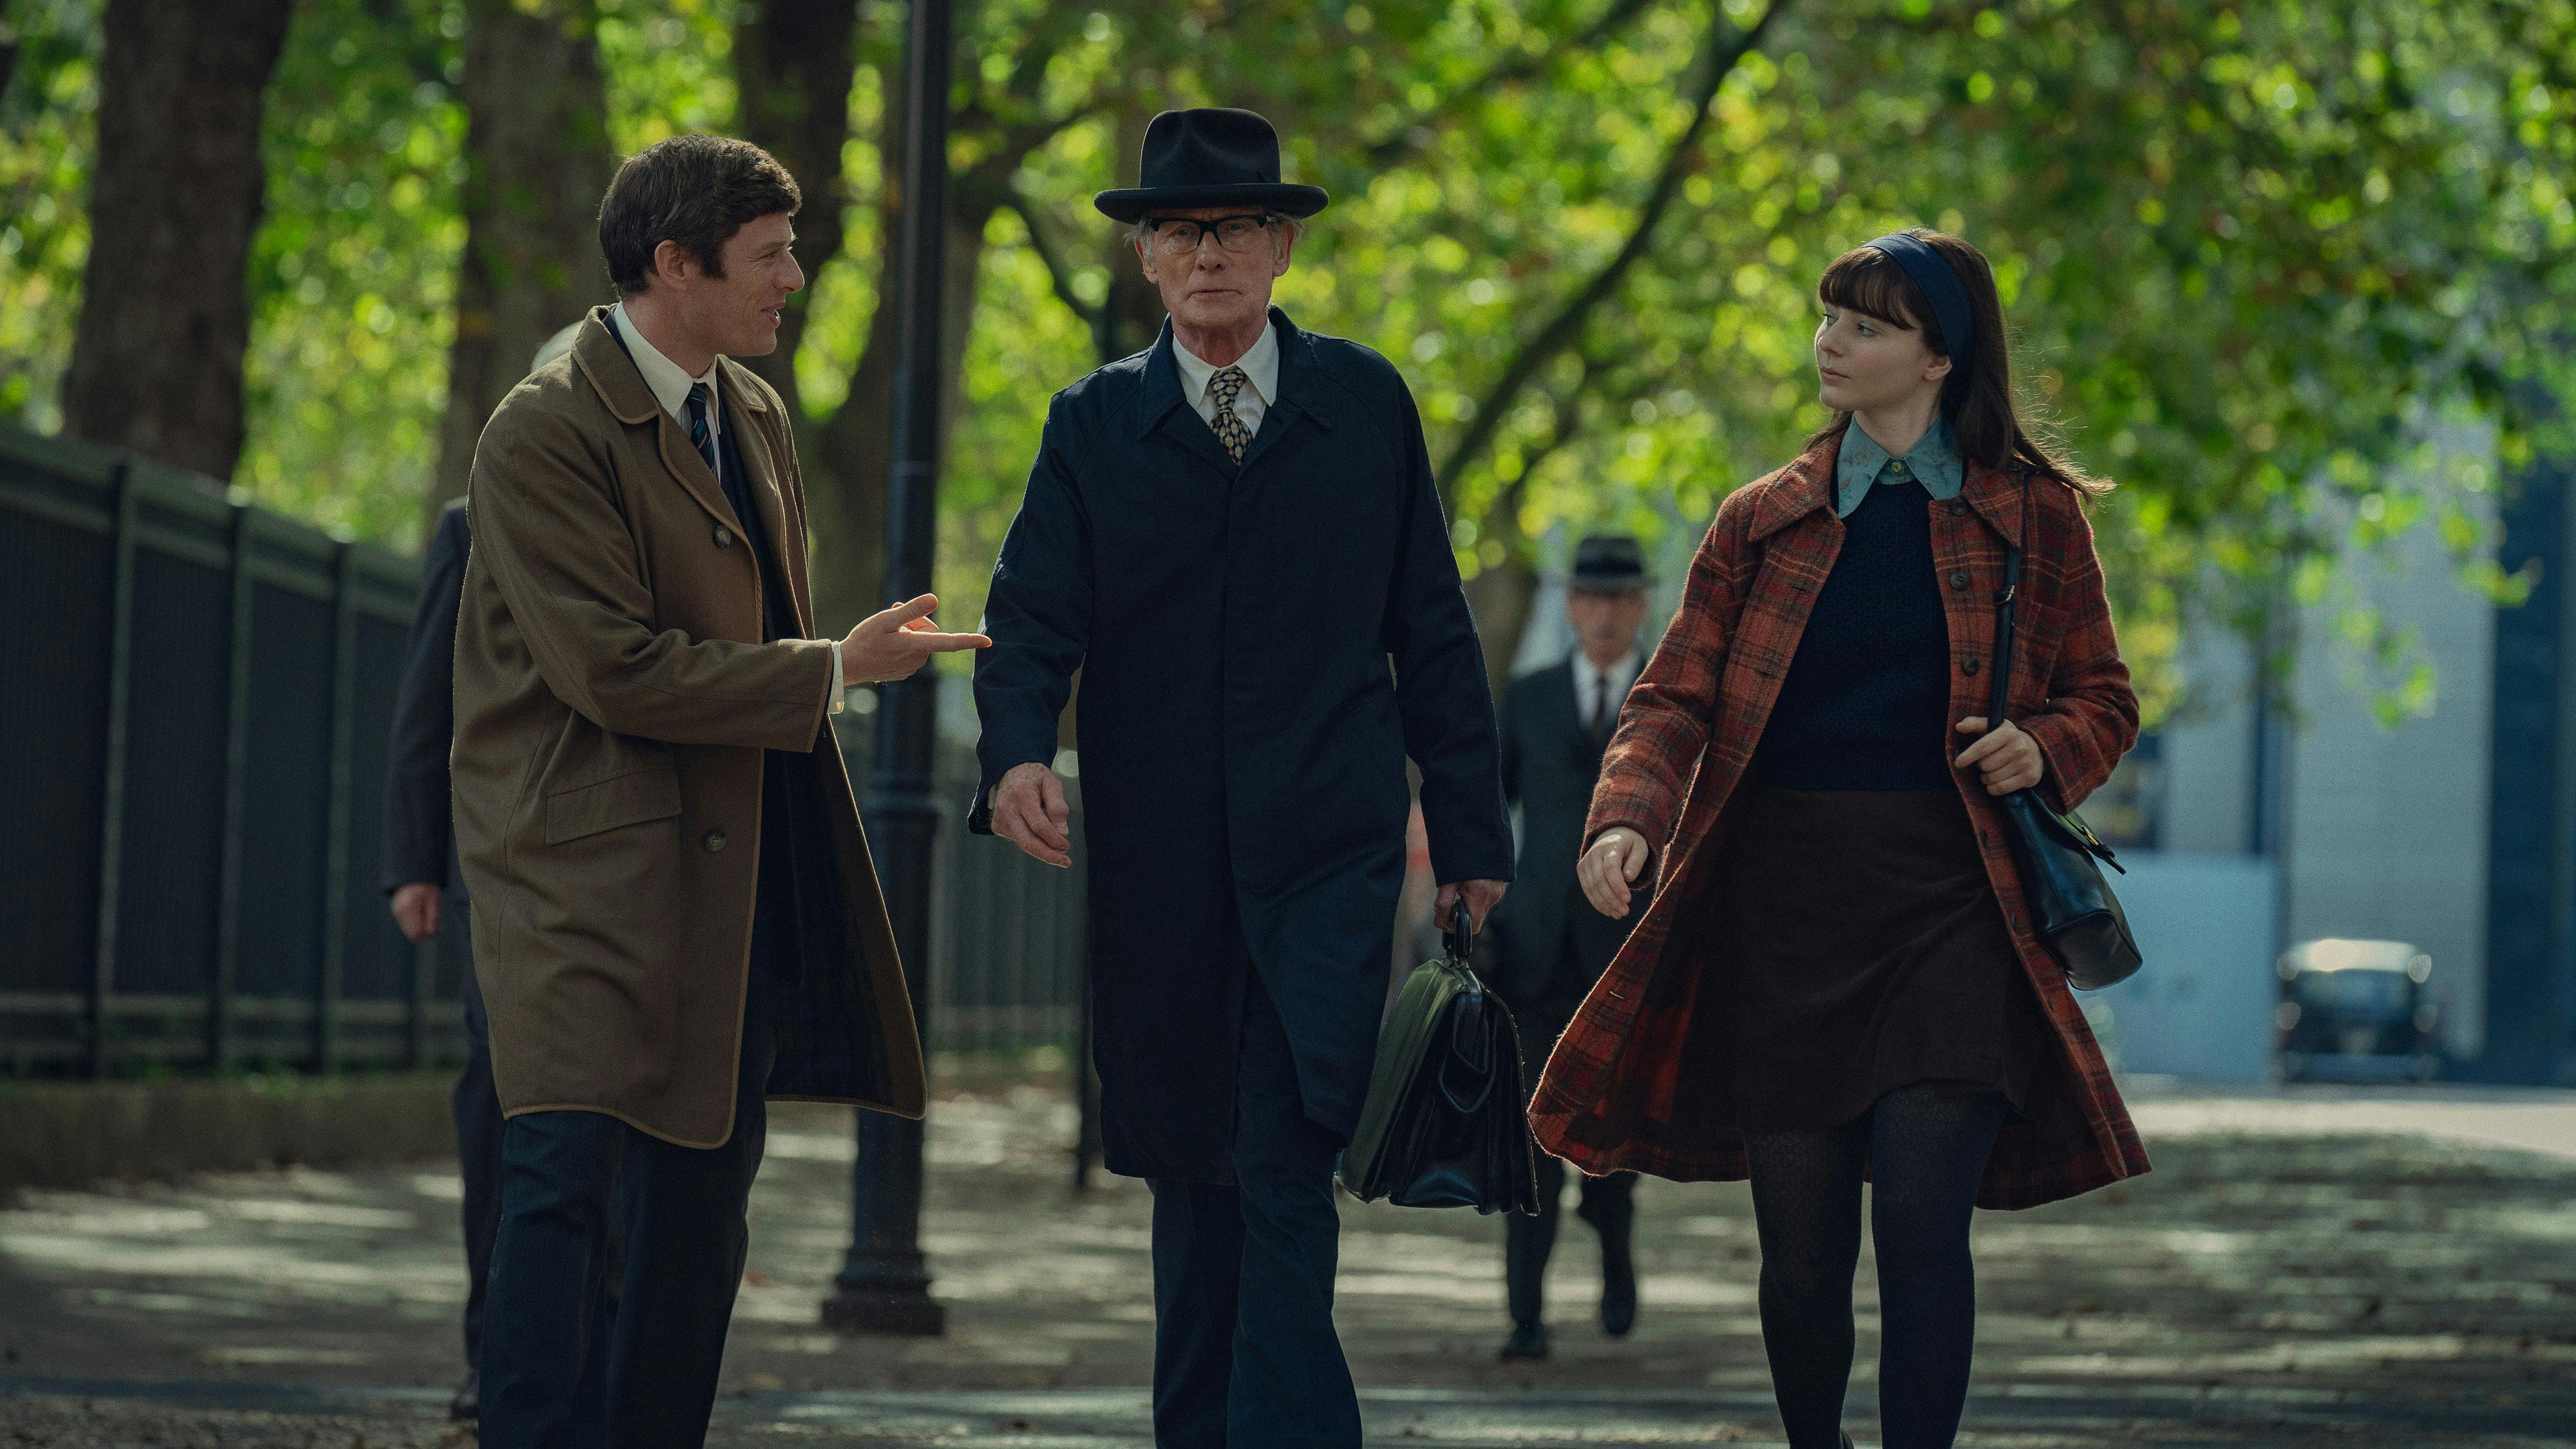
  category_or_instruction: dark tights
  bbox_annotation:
[1742,1084,2008,1449]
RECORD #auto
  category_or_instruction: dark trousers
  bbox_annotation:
[451,897,504,1370]
[1504,994,1635,1328]
[1741,1084,2009,1449]
[477,948,776,1449]
[1147,971,1359,1449]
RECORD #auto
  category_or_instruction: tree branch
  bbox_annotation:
[1434,0,1786,501]
[1007,191,1105,334]
[1363,0,1662,164]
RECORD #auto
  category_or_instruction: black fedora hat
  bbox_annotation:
[1569,534,1651,591]
[1094,108,1329,223]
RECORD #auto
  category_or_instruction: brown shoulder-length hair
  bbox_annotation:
[1806,227,2108,498]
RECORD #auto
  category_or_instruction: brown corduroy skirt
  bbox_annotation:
[1708,783,2058,1135]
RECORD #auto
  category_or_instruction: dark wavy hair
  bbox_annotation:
[1808,227,2107,497]
[598,135,801,296]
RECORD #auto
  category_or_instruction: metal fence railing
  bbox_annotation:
[1,424,1084,1077]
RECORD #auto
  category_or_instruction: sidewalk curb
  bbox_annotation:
[0,1073,457,1197]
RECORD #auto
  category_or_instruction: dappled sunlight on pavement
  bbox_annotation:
[1,1077,2571,1444]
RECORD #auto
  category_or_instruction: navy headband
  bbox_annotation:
[1862,231,1975,386]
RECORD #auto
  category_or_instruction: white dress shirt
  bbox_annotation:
[1578,649,1640,734]
[608,304,844,711]
[1170,321,1279,440]
[612,301,724,462]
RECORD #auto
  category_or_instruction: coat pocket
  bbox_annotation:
[543,769,683,845]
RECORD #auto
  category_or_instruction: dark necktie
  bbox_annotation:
[1587,667,1618,745]
[686,381,719,483]
[1208,366,1251,462]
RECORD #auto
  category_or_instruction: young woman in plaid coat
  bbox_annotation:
[1530,229,2148,1449]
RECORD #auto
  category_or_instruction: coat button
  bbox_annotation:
[1963,656,1980,676]
[1949,569,1971,590]
[702,829,728,853]
[713,524,733,549]
[1948,498,1970,516]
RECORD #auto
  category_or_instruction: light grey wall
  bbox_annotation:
[2278,495,2497,1059]
[2156,626,2262,857]
[2137,431,2499,1065]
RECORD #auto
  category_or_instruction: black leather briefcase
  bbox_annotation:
[1337,905,1541,1215]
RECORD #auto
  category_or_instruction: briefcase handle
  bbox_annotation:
[1445,900,1475,964]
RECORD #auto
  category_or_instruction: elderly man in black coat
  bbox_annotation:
[1488,534,1653,1363]
[971,108,1513,1448]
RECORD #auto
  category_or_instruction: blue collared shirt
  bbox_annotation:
[1833,413,1965,518]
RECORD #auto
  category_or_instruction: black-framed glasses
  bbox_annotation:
[1144,213,1282,256]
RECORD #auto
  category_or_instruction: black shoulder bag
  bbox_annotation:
[1987,477,2145,992]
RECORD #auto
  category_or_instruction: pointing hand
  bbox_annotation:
[839,594,989,685]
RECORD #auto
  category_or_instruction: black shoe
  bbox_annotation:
[1600,1241,1637,1338]
[1499,1323,1551,1361]
[448,1368,479,1423]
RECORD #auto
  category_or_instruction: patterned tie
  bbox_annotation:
[1208,365,1252,463]
[685,381,719,483]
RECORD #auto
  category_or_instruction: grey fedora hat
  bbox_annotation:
[1093,108,1329,223]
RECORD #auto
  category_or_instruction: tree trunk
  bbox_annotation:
[62,0,294,482]
[1464,558,1540,690]
[730,0,861,429]
[426,0,614,528]
[804,196,992,635]
[732,3,1001,637]
[1093,104,1164,363]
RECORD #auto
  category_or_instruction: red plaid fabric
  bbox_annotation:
[1529,430,2150,1210]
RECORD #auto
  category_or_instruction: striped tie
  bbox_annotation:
[685,381,719,483]
[1208,366,1251,463]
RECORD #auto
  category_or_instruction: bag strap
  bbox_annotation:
[1985,470,2031,731]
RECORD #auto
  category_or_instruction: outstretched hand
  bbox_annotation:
[840,594,989,685]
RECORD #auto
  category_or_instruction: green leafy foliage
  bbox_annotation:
[1,0,2570,723]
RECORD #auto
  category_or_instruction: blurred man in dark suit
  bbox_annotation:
[1490,533,1653,1361]
[382,494,495,1421]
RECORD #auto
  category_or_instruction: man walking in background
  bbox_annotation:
[380,318,600,1426]
[972,108,1513,1447]
[1490,534,1653,1362]
[382,493,494,1423]
[452,134,982,1446]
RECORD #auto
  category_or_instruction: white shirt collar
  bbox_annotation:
[610,302,720,429]
[1583,649,1640,687]
[1170,320,1279,410]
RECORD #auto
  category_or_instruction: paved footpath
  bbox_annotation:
[1,1075,2570,1447]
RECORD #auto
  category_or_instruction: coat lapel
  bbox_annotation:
[715,359,808,634]
[1237,309,1335,477]
[1957,462,2028,549]
[1745,429,1844,542]
[1127,325,1244,482]
[572,306,741,535]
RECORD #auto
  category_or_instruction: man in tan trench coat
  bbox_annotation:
[451,135,985,1448]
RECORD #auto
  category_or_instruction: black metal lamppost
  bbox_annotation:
[821,0,952,1338]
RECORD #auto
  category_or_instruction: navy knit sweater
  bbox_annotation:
[1751,478,1956,790]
